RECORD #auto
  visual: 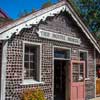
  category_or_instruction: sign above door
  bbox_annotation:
[37,29,81,45]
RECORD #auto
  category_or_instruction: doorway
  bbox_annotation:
[54,60,69,100]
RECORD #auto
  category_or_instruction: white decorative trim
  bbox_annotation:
[22,41,42,84]
[0,1,100,53]
[1,41,8,100]
[0,4,66,40]
[37,29,81,45]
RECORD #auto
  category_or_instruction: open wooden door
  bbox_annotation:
[96,65,100,96]
[70,60,85,100]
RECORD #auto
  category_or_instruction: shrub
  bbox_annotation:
[21,88,46,100]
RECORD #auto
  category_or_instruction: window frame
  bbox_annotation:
[53,46,71,60]
[79,49,89,78]
[22,41,42,84]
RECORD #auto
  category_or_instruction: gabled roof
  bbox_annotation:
[0,1,100,53]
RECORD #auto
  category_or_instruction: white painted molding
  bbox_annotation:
[37,29,81,45]
[1,41,8,100]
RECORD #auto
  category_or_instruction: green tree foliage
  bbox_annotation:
[18,0,53,18]
[18,9,36,18]
[18,10,30,18]
[69,0,100,38]
[41,0,53,9]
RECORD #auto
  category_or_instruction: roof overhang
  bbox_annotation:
[0,1,100,53]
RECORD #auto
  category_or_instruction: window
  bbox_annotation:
[72,63,84,82]
[79,50,88,78]
[54,47,71,60]
[23,42,41,82]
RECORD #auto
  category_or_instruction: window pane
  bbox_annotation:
[30,47,36,54]
[72,63,79,82]
[80,52,87,60]
[24,69,29,79]
[80,51,87,78]
[54,48,70,59]
[80,64,83,73]
[25,54,29,61]
[30,54,34,62]
[25,45,29,53]
[30,70,36,79]
[24,44,39,81]
[65,50,70,59]
[24,62,29,69]
[73,63,84,82]
[30,62,35,69]
[30,47,34,53]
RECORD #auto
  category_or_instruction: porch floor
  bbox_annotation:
[90,97,100,100]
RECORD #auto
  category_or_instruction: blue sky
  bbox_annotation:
[0,0,58,19]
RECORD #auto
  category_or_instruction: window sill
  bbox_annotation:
[21,80,45,85]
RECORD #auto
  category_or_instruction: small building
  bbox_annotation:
[0,1,100,100]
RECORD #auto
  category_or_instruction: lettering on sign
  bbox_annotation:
[37,29,81,45]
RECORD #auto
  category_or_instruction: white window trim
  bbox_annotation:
[79,49,90,79]
[22,41,43,85]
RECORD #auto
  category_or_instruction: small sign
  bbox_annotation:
[37,29,81,45]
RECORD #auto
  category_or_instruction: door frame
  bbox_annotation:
[70,60,85,100]
[53,46,71,100]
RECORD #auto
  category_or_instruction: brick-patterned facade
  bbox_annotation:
[4,12,96,100]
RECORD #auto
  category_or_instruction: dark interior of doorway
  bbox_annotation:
[96,65,100,78]
[54,60,69,100]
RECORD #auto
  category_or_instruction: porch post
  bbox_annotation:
[1,41,8,100]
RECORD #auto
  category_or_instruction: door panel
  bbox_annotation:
[96,79,100,96]
[70,60,85,100]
